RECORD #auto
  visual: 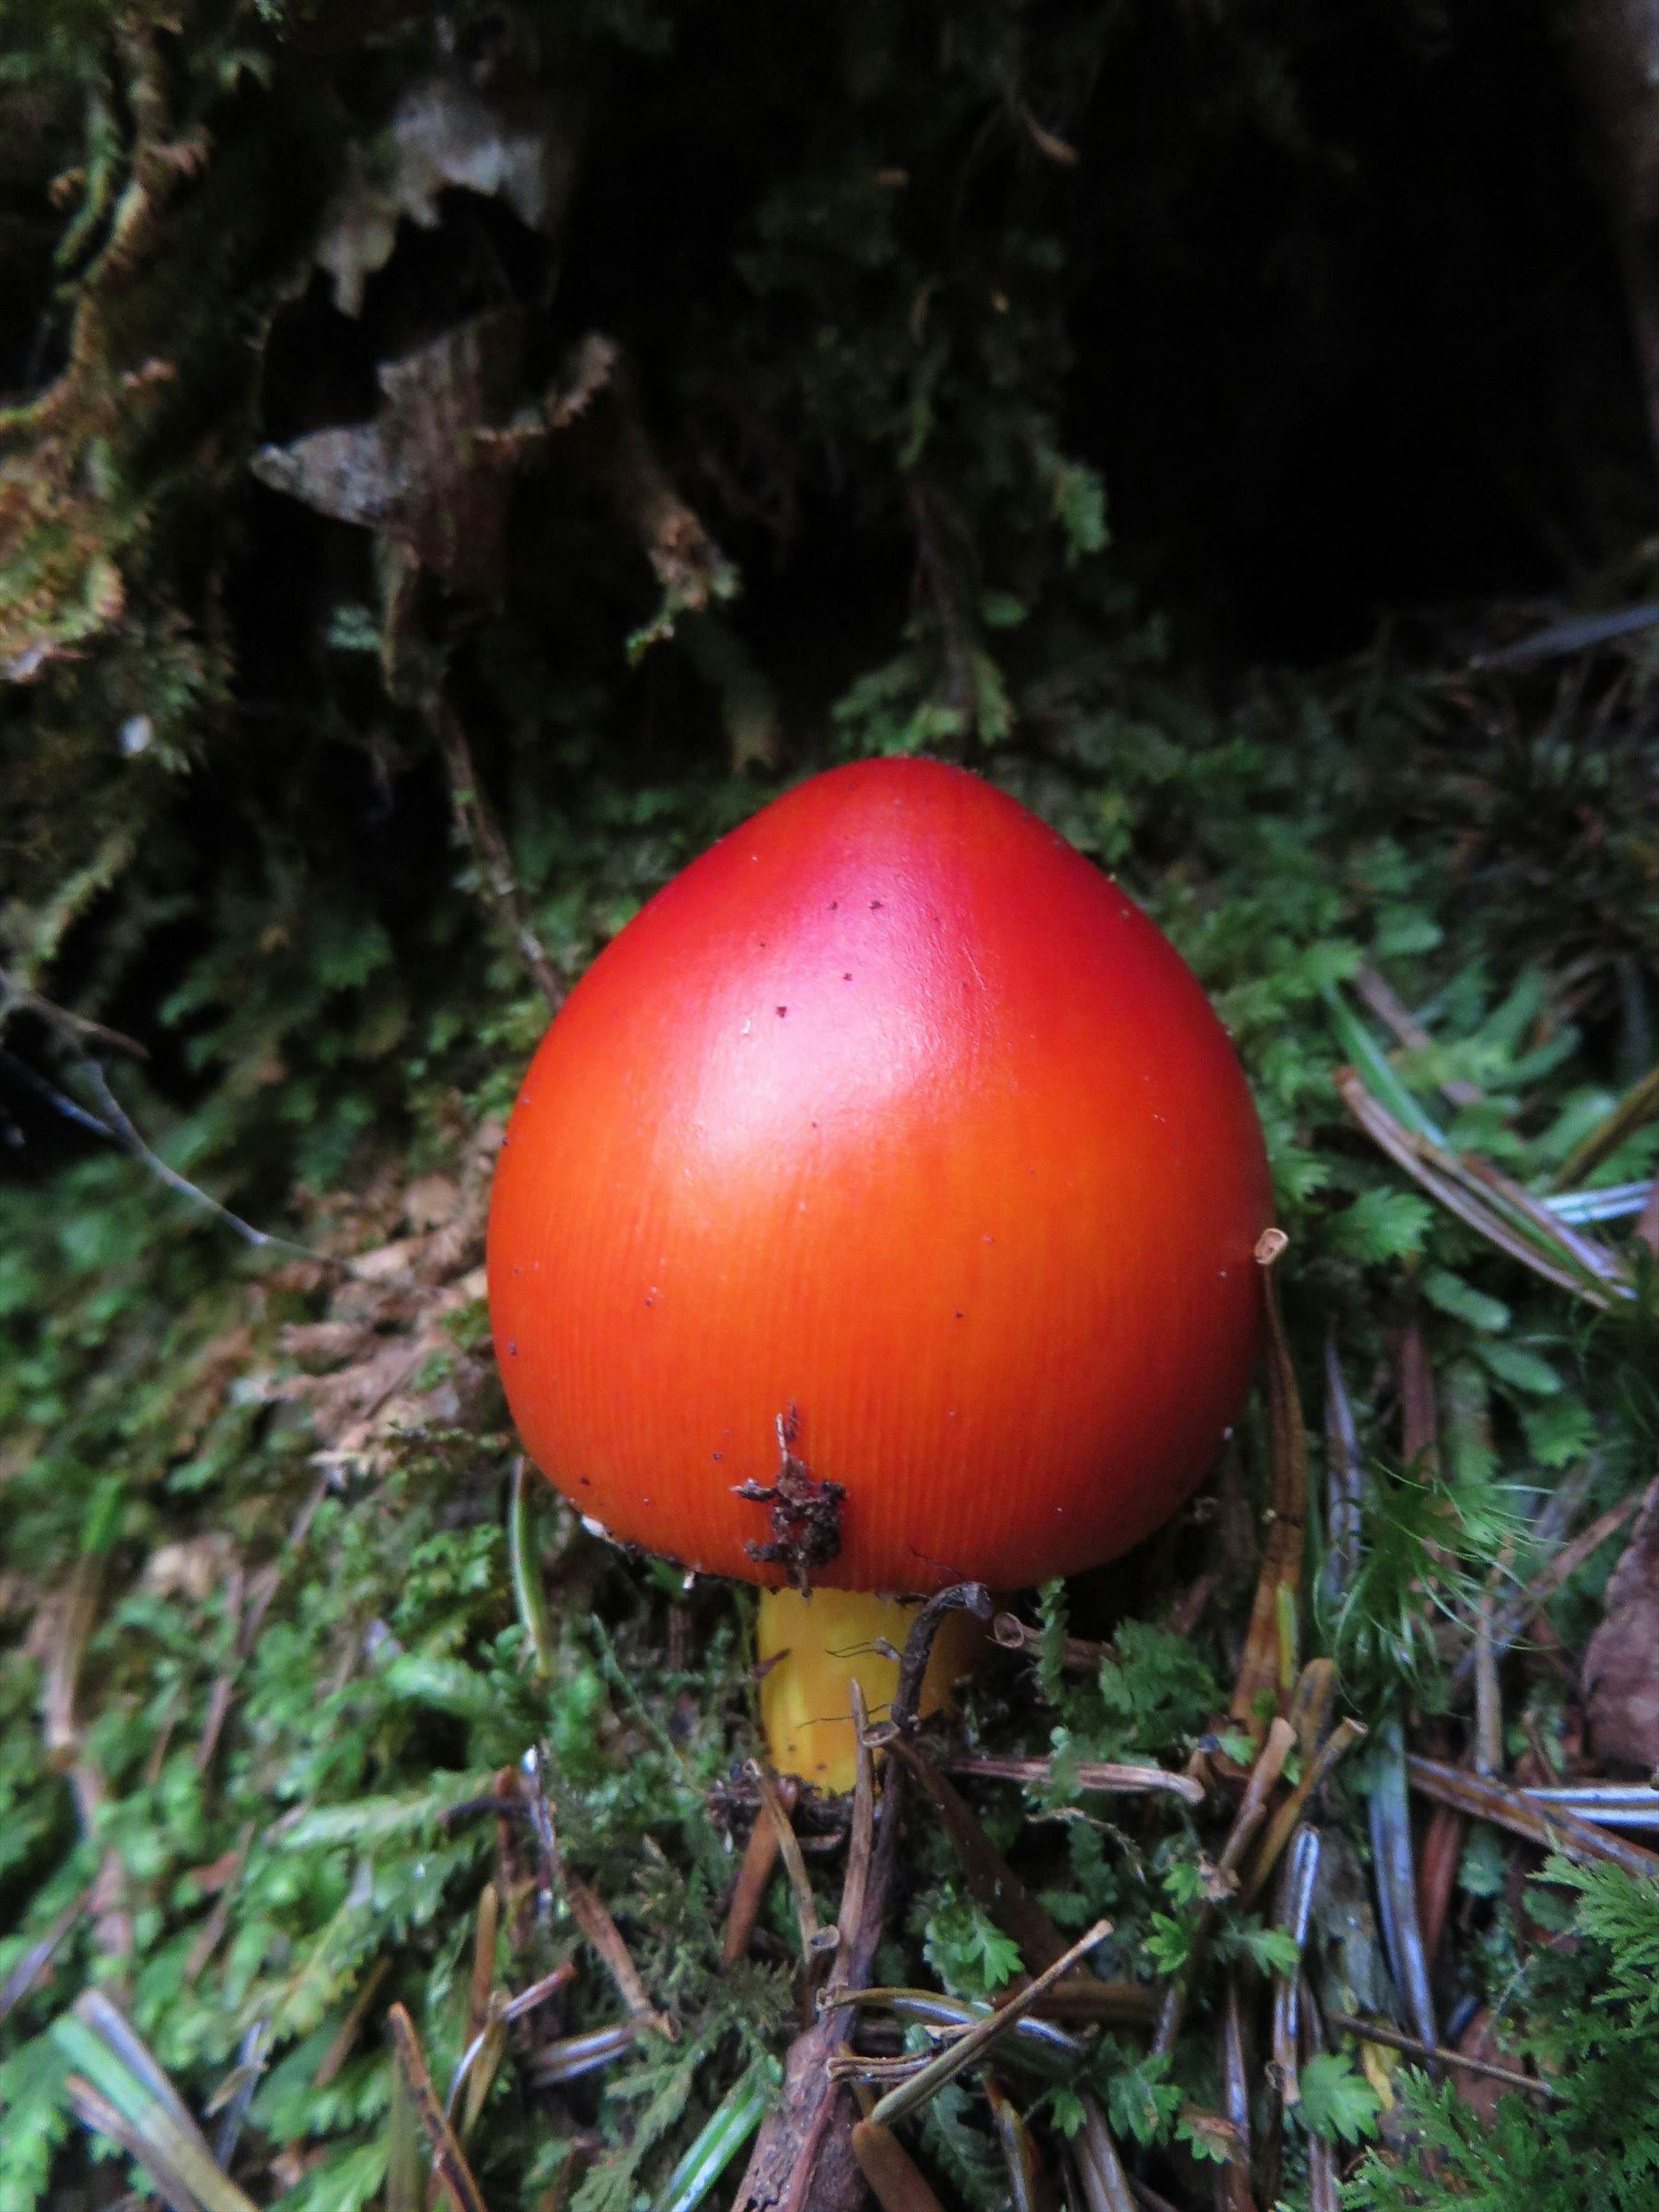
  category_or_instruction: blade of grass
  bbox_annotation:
[53,2000,258,2212]
[655,2062,775,2212]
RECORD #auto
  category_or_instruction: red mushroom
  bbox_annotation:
[488,758,1272,1786]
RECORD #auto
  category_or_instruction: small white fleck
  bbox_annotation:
[119,713,153,757]
[581,1513,611,1541]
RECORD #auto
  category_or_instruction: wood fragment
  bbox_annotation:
[386,2002,490,2212]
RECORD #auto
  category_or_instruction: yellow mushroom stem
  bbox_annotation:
[756,1586,985,1792]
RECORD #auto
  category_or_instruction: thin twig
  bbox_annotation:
[429,697,563,1012]
[947,1753,1204,1806]
[868,1920,1111,2127]
[1323,2009,1557,2099]
[1153,1718,1295,2057]
[1229,1233,1306,1741]
[747,1761,830,1965]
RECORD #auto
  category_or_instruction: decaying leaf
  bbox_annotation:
[315,79,582,316]
[251,311,525,592]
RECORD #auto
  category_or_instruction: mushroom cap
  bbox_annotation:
[487,757,1272,1592]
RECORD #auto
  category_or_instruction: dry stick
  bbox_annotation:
[894,1743,1081,1977]
[1243,1719,1367,1906]
[1354,964,1482,1106]
[181,1824,256,1986]
[520,1747,673,2037]
[385,2003,490,2212]
[76,1060,379,1280]
[1552,1058,1659,1189]
[465,1885,499,2052]
[1446,1472,1626,1696]
[947,1752,1205,1807]
[868,1920,1112,2128]
[1287,1658,1338,1769]
[1473,1586,1503,1777]
[528,2022,639,2087]
[992,1612,1110,1672]
[1406,1755,1659,1878]
[1153,1718,1296,2058]
[747,1761,830,1965]
[565,1877,674,2038]
[0,965,148,1059]
[842,1677,876,1926]
[1322,2009,1558,2100]
[732,1589,985,2212]
[429,697,563,1013]
[1229,1233,1306,1743]
[1415,1802,1465,1966]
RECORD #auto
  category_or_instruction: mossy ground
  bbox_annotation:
[5,6,1659,2209]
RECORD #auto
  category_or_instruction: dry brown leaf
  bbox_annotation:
[1581,1478,1659,1770]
